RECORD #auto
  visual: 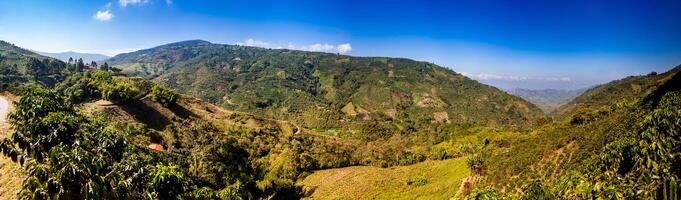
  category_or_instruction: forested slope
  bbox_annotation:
[108,40,545,139]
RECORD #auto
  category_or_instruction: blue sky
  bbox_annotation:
[1,0,680,89]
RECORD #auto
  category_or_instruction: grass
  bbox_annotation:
[298,157,470,200]
[0,156,22,200]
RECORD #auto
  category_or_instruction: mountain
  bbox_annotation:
[35,51,110,63]
[2,39,681,199]
[298,64,681,198]
[107,40,546,135]
[478,64,681,196]
[553,66,681,120]
[0,40,67,85]
[507,88,586,113]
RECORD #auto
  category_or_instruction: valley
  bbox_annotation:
[0,38,679,199]
[507,88,586,113]
[2,1,681,199]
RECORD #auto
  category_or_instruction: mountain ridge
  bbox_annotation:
[34,50,110,63]
[106,40,547,135]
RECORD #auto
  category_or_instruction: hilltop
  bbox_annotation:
[107,40,545,138]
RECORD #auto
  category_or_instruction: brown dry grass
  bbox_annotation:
[299,158,470,200]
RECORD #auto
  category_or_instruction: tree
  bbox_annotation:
[76,58,85,72]
[150,84,180,106]
[148,164,188,199]
[25,58,45,76]
[91,61,98,68]
[100,62,110,71]
[111,66,122,73]
[100,81,139,104]
[466,154,485,174]
[68,57,73,64]
[0,84,133,199]
[0,84,78,162]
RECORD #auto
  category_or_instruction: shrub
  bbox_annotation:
[150,84,180,106]
[148,164,188,199]
[405,176,428,186]
[466,154,485,174]
[101,81,139,104]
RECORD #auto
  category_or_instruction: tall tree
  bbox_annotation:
[76,58,85,72]
[100,62,109,71]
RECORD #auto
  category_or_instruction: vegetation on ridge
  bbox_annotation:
[107,40,546,137]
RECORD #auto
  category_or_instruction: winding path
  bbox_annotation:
[0,96,8,125]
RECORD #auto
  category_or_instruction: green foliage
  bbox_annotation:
[519,179,554,199]
[108,40,545,137]
[150,84,180,106]
[405,176,428,186]
[148,164,188,199]
[458,187,509,200]
[55,71,139,104]
[0,82,275,199]
[100,81,139,104]
[0,40,68,85]
[466,90,681,199]
[99,62,109,71]
[2,84,77,162]
[554,66,679,119]
[466,155,485,174]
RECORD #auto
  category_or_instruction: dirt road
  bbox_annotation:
[0,96,8,125]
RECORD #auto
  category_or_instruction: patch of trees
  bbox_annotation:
[56,71,139,104]
[150,84,180,107]
[0,84,262,199]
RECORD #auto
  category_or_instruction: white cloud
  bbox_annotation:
[165,0,173,5]
[106,2,112,7]
[236,38,353,54]
[93,10,114,21]
[237,39,273,48]
[119,0,148,7]
[460,72,571,82]
[337,43,352,54]
[544,77,571,82]
[303,43,335,52]
[461,72,527,81]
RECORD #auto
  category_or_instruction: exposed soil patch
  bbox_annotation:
[433,111,449,123]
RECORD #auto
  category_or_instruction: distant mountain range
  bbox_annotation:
[507,88,587,113]
[34,51,110,63]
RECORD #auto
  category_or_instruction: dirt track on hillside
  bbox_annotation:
[0,96,9,127]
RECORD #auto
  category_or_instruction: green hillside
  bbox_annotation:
[2,39,680,199]
[297,64,681,199]
[467,64,681,198]
[108,40,545,137]
[553,65,681,119]
[0,40,68,86]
